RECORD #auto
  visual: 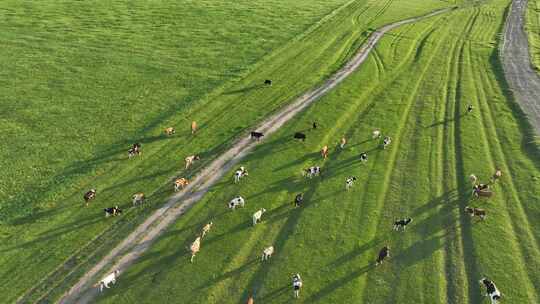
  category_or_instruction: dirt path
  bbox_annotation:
[502,0,540,134]
[58,7,454,304]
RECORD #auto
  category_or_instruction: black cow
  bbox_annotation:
[467,104,474,113]
[294,193,303,207]
[376,246,390,265]
[312,122,318,130]
[264,79,272,86]
[393,218,413,231]
[104,206,122,217]
[250,132,264,141]
[294,132,306,141]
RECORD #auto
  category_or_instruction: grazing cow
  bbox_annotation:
[302,166,321,178]
[132,192,145,206]
[247,295,254,304]
[467,104,474,114]
[472,184,492,199]
[292,273,303,298]
[128,143,142,159]
[465,206,486,220]
[104,206,122,217]
[345,176,357,190]
[264,79,272,86]
[250,131,264,141]
[382,136,392,149]
[228,196,245,210]
[321,145,329,159]
[360,152,368,163]
[393,218,413,231]
[174,178,189,191]
[98,270,120,292]
[190,236,201,263]
[294,132,306,142]
[201,222,213,238]
[376,246,390,265]
[234,166,249,183]
[84,189,96,206]
[340,136,347,149]
[479,278,502,303]
[469,174,478,185]
[185,155,200,169]
[164,127,175,136]
[262,246,274,261]
[294,193,303,208]
[372,129,381,139]
[312,122,318,130]
[491,169,502,183]
[252,208,266,226]
[191,121,197,134]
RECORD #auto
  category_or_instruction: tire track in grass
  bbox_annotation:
[469,47,540,300]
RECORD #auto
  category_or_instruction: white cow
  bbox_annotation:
[132,192,145,206]
[372,129,381,139]
[190,236,201,263]
[234,167,248,183]
[253,208,266,226]
[228,196,245,210]
[201,222,213,238]
[98,270,120,292]
[262,246,275,261]
[469,174,478,185]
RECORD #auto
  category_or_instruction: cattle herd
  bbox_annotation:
[88,106,504,303]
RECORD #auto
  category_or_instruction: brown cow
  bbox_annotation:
[174,178,189,191]
[191,121,197,134]
[321,145,329,159]
[164,127,175,136]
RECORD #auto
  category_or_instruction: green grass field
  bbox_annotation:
[92,0,540,303]
[527,0,540,70]
[0,0,458,302]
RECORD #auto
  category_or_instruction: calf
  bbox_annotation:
[84,189,96,206]
[128,143,142,159]
[345,176,357,190]
[294,193,303,207]
[164,127,175,136]
[185,155,200,169]
[375,246,390,265]
[228,196,245,210]
[469,174,478,185]
[190,236,201,263]
[250,131,264,141]
[261,245,275,261]
[97,270,120,292]
[382,136,392,149]
[360,152,368,163]
[340,136,347,149]
[465,206,486,220]
[201,222,213,239]
[294,132,306,142]
[264,79,272,86]
[321,145,329,159]
[467,104,474,114]
[132,192,145,206]
[191,121,197,134]
[479,278,502,303]
[234,167,249,183]
[303,166,321,178]
[174,178,189,191]
[372,129,381,139]
[252,208,266,226]
[104,206,122,217]
[393,218,413,231]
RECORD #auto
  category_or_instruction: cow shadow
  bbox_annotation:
[306,264,375,302]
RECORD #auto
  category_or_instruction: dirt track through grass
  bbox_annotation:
[57,8,454,304]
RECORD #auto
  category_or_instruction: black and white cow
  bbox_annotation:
[465,206,486,220]
[294,132,306,142]
[393,218,413,231]
[360,152,368,163]
[479,278,501,303]
[345,176,357,190]
[128,143,142,159]
[294,193,303,207]
[84,189,96,206]
[382,136,392,149]
[250,132,264,141]
[303,166,321,178]
[104,206,122,217]
[234,166,249,183]
[376,246,390,265]
[228,196,245,210]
